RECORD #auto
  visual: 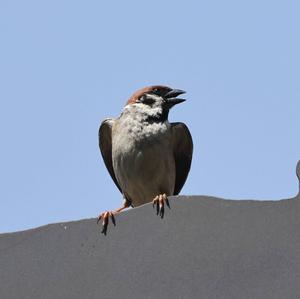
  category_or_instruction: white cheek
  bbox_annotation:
[137,103,162,118]
[124,103,162,120]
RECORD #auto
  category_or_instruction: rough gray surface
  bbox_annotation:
[1,163,300,299]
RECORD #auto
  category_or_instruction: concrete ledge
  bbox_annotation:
[1,162,300,299]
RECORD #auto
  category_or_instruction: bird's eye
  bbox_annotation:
[139,95,155,105]
[152,88,159,95]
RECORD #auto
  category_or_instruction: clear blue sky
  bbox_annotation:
[1,0,299,233]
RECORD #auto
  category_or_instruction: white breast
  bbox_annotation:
[112,110,175,206]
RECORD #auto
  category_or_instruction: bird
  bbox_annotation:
[98,85,193,235]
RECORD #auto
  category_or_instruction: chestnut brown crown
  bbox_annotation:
[126,85,173,105]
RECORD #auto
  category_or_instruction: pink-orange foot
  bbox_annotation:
[97,211,116,235]
[97,200,131,235]
[152,193,170,218]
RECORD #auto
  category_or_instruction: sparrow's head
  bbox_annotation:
[125,85,186,122]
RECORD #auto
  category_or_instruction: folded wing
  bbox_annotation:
[171,122,193,195]
[98,119,122,193]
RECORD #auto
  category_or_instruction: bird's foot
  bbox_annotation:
[97,200,131,235]
[97,211,116,235]
[152,193,170,218]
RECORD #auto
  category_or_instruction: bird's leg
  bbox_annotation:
[152,193,170,218]
[97,199,131,235]
[97,211,116,236]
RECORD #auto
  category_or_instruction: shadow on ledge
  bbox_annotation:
[0,161,300,299]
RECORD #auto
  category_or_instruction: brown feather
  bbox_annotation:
[98,119,122,193]
[126,85,172,105]
[171,122,193,195]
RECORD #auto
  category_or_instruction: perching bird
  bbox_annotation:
[98,85,193,235]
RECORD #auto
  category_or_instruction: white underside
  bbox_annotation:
[112,106,175,206]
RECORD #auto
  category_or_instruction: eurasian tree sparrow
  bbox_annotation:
[98,85,193,235]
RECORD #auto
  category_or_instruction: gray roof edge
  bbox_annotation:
[2,160,300,236]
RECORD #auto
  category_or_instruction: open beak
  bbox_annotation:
[165,89,186,98]
[164,89,186,108]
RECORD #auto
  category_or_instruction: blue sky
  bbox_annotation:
[0,0,299,233]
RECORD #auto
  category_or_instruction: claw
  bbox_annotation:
[163,194,170,209]
[160,205,164,218]
[159,195,165,218]
[101,218,108,235]
[102,212,110,235]
[111,213,116,226]
[97,211,113,235]
[166,198,170,209]
[152,193,170,219]
[101,224,107,235]
[97,201,131,235]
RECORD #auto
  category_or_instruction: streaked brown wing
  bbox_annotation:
[171,122,193,195]
[98,119,122,193]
